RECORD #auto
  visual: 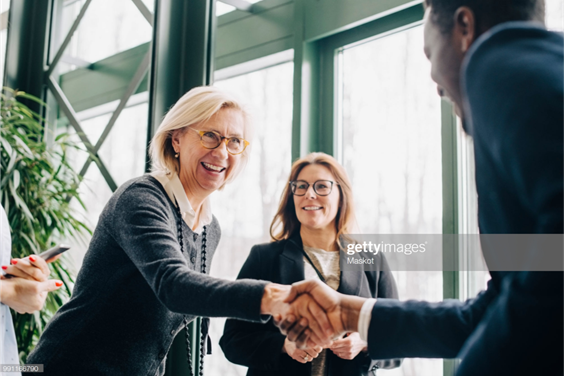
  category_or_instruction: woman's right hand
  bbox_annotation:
[282,337,323,364]
[0,277,63,314]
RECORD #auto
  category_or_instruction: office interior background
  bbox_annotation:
[0,0,562,375]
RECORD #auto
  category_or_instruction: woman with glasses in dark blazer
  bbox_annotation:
[220,152,401,376]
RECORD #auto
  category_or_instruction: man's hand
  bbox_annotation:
[261,283,334,347]
[0,277,63,313]
[282,337,323,364]
[329,332,367,360]
[278,280,366,348]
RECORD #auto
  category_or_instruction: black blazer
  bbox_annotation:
[365,24,563,376]
[220,234,401,376]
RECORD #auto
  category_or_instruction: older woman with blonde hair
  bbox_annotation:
[25,87,333,376]
[220,152,401,376]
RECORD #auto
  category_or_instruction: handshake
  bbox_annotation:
[260,279,368,349]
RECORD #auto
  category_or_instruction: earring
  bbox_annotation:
[174,153,179,158]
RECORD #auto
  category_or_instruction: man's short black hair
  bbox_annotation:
[424,0,545,35]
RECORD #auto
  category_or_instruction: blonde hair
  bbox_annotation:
[270,152,357,249]
[149,86,252,188]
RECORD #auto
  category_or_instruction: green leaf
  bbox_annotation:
[15,91,48,107]
[19,232,39,255]
[12,135,34,158]
[13,170,20,189]
[0,137,13,156]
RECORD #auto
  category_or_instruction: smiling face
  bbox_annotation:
[293,164,341,233]
[172,108,244,199]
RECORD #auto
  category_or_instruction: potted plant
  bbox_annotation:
[0,87,90,361]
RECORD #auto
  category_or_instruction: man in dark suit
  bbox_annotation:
[280,1,563,375]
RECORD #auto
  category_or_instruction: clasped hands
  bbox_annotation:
[260,279,367,350]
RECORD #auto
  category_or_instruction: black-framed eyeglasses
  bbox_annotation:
[289,180,338,196]
[190,128,250,155]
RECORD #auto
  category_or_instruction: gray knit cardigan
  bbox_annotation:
[26,175,268,376]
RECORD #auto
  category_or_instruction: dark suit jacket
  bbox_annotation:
[220,234,401,376]
[365,23,563,376]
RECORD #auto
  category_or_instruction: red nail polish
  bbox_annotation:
[11,260,17,265]
[1,266,7,270]
[55,282,63,287]
[29,256,36,262]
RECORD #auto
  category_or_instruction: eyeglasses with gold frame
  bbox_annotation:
[190,128,249,155]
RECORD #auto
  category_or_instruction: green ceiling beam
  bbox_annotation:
[59,43,150,113]
[303,0,422,41]
[215,0,293,69]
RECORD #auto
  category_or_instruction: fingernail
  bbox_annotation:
[29,256,36,262]
[1,266,7,270]
[55,282,63,287]
[11,260,17,265]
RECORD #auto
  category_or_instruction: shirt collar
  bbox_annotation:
[150,171,213,234]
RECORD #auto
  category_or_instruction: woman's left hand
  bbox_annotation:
[329,332,367,360]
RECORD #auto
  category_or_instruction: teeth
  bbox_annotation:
[304,206,322,211]
[203,162,224,172]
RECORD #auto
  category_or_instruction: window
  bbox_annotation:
[57,0,152,74]
[206,61,294,375]
[66,96,149,267]
[49,0,153,268]
[338,24,443,376]
[546,0,564,31]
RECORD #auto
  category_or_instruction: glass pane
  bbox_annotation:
[0,28,6,85]
[97,101,148,187]
[216,2,236,16]
[206,61,294,376]
[63,97,149,268]
[546,0,564,31]
[458,123,490,300]
[68,152,114,268]
[56,0,151,74]
[339,25,443,376]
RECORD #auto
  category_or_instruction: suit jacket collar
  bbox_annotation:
[278,233,362,296]
[279,233,305,285]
